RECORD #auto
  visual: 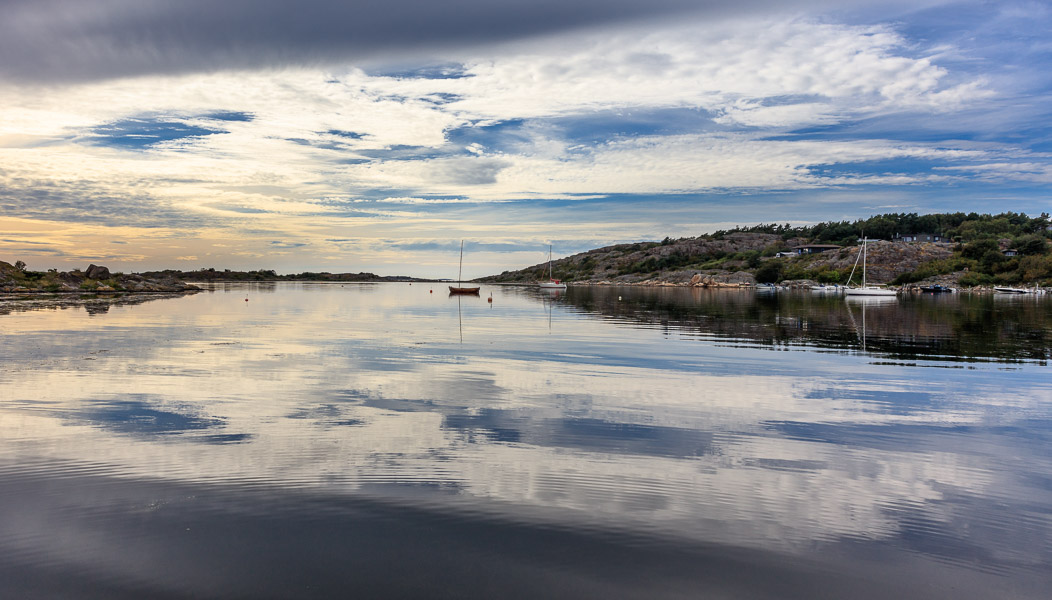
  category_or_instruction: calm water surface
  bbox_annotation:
[1,283,1050,599]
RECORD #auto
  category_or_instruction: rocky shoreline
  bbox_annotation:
[0,262,200,295]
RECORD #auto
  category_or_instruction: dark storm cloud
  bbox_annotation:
[0,0,839,83]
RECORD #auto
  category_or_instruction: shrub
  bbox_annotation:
[754,260,784,283]
[958,272,990,287]
[815,269,843,284]
[744,251,762,269]
[1018,255,1052,282]
[980,250,1007,270]
[1017,235,1050,256]
[962,239,999,260]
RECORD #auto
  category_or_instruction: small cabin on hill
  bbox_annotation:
[894,233,943,243]
[792,244,840,255]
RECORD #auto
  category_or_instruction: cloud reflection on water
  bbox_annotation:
[0,283,1050,583]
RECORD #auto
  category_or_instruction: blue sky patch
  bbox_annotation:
[445,119,530,153]
[90,117,223,149]
[551,107,719,144]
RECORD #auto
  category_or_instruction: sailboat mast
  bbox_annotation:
[549,244,553,280]
[458,240,464,283]
[862,238,867,288]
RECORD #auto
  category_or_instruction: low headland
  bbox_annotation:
[481,211,1052,290]
[0,263,428,295]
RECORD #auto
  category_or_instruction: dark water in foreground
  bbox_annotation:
[1,283,1049,599]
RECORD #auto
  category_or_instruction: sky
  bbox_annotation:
[1,0,1050,278]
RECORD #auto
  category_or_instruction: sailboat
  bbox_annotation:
[538,245,567,290]
[449,240,480,295]
[844,237,897,297]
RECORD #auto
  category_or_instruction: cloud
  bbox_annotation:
[0,0,943,84]
[345,133,1003,199]
[0,2,1047,273]
[0,171,216,229]
[933,161,1052,183]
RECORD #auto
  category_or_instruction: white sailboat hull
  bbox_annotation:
[845,287,897,296]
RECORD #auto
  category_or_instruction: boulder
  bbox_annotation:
[85,264,111,280]
[59,271,84,285]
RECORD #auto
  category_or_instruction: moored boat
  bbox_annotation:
[539,245,567,290]
[810,284,842,293]
[844,237,898,298]
[448,286,480,295]
[449,241,480,295]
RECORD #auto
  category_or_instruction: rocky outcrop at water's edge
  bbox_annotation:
[0,261,199,294]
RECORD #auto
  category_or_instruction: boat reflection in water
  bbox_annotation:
[845,293,899,351]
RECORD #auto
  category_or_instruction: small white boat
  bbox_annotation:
[810,285,842,293]
[539,245,567,290]
[844,237,897,298]
[994,287,1030,294]
[845,287,897,297]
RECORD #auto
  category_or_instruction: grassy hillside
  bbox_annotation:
[480,212,1052,286]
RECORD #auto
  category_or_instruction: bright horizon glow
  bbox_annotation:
[1,1,1050,279]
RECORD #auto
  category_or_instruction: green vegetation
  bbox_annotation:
[707,211,1052,286]
[141,268,279,281]
[716,211,1050,245]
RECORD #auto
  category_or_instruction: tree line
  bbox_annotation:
[714,211,1050,245]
